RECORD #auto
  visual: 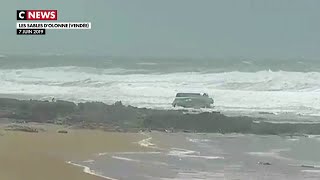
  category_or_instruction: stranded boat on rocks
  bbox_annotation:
[172,93,214,108]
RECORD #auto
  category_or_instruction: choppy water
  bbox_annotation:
[70,132,320,180]
[1,54,320,118]
[2,54,320,179]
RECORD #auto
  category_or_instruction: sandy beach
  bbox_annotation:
[0,123,146,180]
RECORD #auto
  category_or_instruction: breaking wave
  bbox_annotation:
[1,66,320,117]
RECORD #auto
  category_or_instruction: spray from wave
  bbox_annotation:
[1,66,320,117]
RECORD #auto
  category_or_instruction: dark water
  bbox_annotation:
[1,54,320,73]
[71,132,320,180]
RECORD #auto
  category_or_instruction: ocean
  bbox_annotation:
[1,54,320,118]
[69,132,320,180]
[1,54,320,179]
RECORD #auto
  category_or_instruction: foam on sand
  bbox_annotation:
[138,137,155,147]
[83,159,95,163]
[111,156,141,163]
[168,148,224,160]
[247,148,291,160]
[301,170,320,173]
[137,132,158,149]
[161,171,225,180]
[115,151,161,155]
[97,151,161,156]
[187,138,211,143]
[66,161,118,180]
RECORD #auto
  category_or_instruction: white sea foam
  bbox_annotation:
[111,156,141,162]
[247,148,291,160]
[116,151,161,155]
[177,154,224,160]
[301,170,320,173]
[66,161,118,180]
[168,148,199,155]
[97,151,161,157]
[307,135,320,139]
[168,148,224,160]
[1,68,320,117]
[187,138,211,143]
[137,132,159,149]
[97,152,108,156]
[83,159,95,163]
[111,155,169,166]
[161,171,225,180]
[242,61,253,65]
[138,137,155,147]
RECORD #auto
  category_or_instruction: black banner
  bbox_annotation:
[16,29,46,35]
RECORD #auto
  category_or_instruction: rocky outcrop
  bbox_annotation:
[0,98,319,135]
[4,124,41,133]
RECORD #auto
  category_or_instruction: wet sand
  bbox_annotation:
[0,123,145,180]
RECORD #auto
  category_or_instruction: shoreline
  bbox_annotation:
[0,121,319,179]
[0,123,147,180]
[66,161,119,180]
[0,96,320,179]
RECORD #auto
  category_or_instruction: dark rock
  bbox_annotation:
[5,125,39,133]
[258,162,272,165]
[57,130,68,133]
[1,98,320,135]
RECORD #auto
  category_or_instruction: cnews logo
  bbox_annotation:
[17,10,57,20]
